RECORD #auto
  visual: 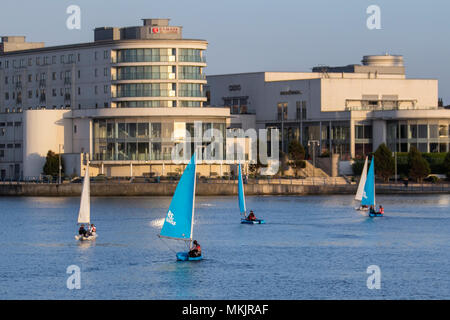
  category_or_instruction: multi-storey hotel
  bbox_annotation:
[207,54,450,173]
[0,18,230,180]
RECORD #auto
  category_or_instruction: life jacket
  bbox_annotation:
[92,226,96,232]
[195,244,201,253]
[379,208,384,214]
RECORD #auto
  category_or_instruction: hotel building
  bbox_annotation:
[207,55,450,173]
[0,18,230,180]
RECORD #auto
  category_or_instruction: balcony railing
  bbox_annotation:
[179,73,206,80]
[343,99,437,111]
[112,90,172,98]
[111,55,176,63]
[111,73,176,81]
[178,55,206,63]
[178,90,204,97]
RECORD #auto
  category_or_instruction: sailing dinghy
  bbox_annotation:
[75,164,98,241]
[158,153,202,261]
[355,156,369,211]
[361,156,383,217]
[238,163,265,224]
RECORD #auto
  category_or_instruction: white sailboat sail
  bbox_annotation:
[355,156,368,201]
[77,165,90,224]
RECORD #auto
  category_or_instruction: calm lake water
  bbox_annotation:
[0,194,449,300]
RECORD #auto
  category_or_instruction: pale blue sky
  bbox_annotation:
[1,0,449,102]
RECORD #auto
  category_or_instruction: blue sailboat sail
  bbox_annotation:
[238,163,246,216]
[361,157,376,206]
[159,153,197,241]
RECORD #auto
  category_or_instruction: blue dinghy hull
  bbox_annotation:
[369,213,383,217]
[241,219,265,224]
[176,252,203,261]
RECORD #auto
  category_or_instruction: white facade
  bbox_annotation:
[207,55,450,163]
[0,18,231,180]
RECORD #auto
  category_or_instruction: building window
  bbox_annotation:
[78,87,81,95]
[94,52,98,60]
[78,70,81,79]
[104,68,108,77]
[74,125,77,134]
[104,50,109,59]
[104,85,108,93]
[52,72,56,80]
[95,86,98,95]
[277,102,288,120]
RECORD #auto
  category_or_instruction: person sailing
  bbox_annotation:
[369,205,376,214]
[90,224,96,235]
[247,210,257,221]
[188,240,201,257]
[378,205,384,215]
[78,224,87,237]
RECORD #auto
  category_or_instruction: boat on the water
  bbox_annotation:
[238,163,265,224]
[158,153,202,261]
[75,163,98,241]
[360,156,384,217]
[355,156,369,211]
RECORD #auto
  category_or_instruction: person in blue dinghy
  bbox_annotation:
[369,205,376,214]
[246,210,257,221]
[188,240,202,258]
[378,205,384,215]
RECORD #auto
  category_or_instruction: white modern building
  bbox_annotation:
[0,18,232,180]
[207,55,450,170]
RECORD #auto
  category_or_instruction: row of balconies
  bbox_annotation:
[111,72,205,81]
[111,55,206,64]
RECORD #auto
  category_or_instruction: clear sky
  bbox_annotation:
[1,0,449,102]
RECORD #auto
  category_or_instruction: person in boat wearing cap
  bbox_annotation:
[78,224,87,236]
[247,210,257,221]
[189,240,201,257]
[378,205,384,215]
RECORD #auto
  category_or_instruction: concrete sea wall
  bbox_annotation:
[0,182,448,197]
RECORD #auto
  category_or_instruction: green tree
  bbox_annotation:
[43,150,64,178]
[277,151,289,176]
[352,159,366,176]
[288,140,306,177]
[407,146,430,183]
[443,152,450,179]
[374,143,395,182]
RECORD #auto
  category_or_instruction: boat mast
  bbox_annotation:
[189,153,197,249]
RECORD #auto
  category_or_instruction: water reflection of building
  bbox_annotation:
[207,55,450,171]
[0,18,231,180]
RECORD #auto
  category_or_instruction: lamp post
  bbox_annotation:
[308,140,320,177]
[58,144,64,184]
[393,151,397,184]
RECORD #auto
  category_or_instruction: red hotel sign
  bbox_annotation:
[150,27,179,34]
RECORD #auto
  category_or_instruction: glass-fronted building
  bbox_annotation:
[0,18,231,179]
[207,55,450,172]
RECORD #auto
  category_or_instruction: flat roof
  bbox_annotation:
[0,38,207,56]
